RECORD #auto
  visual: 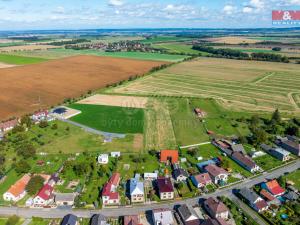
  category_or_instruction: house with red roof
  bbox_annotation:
[191,173,212,188]
[33,184,54,207]
[260,189,281,206]
[3,174,30,202]
[261,180,285,197]
[0,119,18,132]
[157,177,174,200]
[102,173,121,206]
[31,110,51,123]
[205,164,228,186]
[160,150,179,164]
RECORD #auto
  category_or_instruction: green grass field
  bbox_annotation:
[0,170,21,204]
[152,43,203,55]
[69,104,144,134]
[9,48,187,62]
[283,169,300,190]
[0,54,48,65]
[109,57,300,114]
[140,36,194,44]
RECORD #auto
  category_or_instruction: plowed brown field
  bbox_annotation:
[0,55,166,119]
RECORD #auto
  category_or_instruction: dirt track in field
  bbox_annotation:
[0,55,166,119]
[0,62,16,68]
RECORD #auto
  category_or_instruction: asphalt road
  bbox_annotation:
[0,160,299,219]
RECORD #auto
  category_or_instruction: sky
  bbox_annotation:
[0,0,300,30]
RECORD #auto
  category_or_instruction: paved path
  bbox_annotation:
[229,195,267,225]
[0,160,298,219]
[21,218,32,225]
[180,142,211,149]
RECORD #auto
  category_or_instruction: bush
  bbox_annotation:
[5,215,20,225]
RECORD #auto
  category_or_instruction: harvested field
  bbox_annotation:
[0,55,166,119]
[109,57,300,113]
[78,94,148,109]
[0,62,15,68]
[204,36,260,44]
[0,44,58,52]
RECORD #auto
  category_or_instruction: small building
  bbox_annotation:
[54,193,76,206]
[102,173,121,206]
[267,147,291,161]
[201,218,228,225]
[33,184,54,207]
[152,208,175,225]
[283,191,299,201]
[111,152,121,158]
[157,177,174,200]
[144,172,158,181]
[231,151,260,173]
[98,154,109,164]
[177,204,199,225]
[203,197,229,220]
[191,173,212,188]
[160,150,179,164]
[31,110,54,123]
[130,174,144,203]
[205,164,228,185]
[61,214,78,225]
[239,188,269,213]
[196,160,216,172]
[91,214,107,225]
[173,168,189,182]
[260,189,281,206]
[0,119,18,132]
[124,215,140,225]
[276,136,300,156]
[194,108,206,118]
[231,144,246,154]
[249,151,266,158]
[3,174,30,202]
[261,180,285,197]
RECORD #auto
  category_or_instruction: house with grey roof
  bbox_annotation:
[130,174,144,203]
[152,208,175,225]
[283,191,299,201]
[239,188,268,213]
[61,214,78,225]
[55,193,76,206]
[268,147,291,161]
[231,152,260,173]
[231,144,246,154]
[177,204,199,225]
[91,214,107,225]
[276,136,300,156]
[173,168,189,182]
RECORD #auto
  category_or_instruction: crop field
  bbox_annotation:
[109,57,300,113]
[8,48,187,62]
[140,36,194,44]
[0,44,58,52]
[0,53,47,65]
[152,43,202,55]
[203,36,260,44]
[69,104,144,134]
[0,55,165,120]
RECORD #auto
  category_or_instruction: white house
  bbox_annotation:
[98,154,109,164]
[110,152,121,158]
[130,174,144,203]
[3,174,30,202]
[152,209,175,225]
[33,184,54,207]
[144,172,158,181]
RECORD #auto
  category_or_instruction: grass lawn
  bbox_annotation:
[69,104,144,134]
[0,53,47,65]
[29,218,51,225]
[253,154,283,171]
[283,169,300,189]
[152,43,202,55]
[0,218,23,225]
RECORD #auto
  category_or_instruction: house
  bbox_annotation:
[144,172,158,181]
[0,131,4,141]
[191,173,212,188]
[201,218,228,225]
[276,136,300,156]
[249,151,266,158]
[102,173,121,206]
[3,174,30,202]
[267,147,290,161]
[261,180,285,197]
[212,139,233,156]
[231,144,246,154]
[124,215,140,225]
[130,174,144,203]
[204,164,228,185]
[54,193,76,206]
[91,214,107,225]
[48,172,60,187]
[239,188,268,213]
[33,184,54,207]
[31,110,53,122]
[111,152,121,158]
[203,197,229,220]
[152,208,175,225]
[231,151,260,173]
[98,154,109,164]
[173,168,189,182]
[157,177,174,200]
[0,119,18,132]
[260,189,281,206]
[177,204,199,225]
[283,191,299,201]
[196,160,216,172]
[61,214,78,225]
[160,150,179,164]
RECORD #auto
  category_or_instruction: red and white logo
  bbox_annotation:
[272,10,300,21]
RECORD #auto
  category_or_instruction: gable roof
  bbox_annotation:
[177,204,198,222]
[124,215,140,225]
[192,173,212,184]
[196,160,216,170]
[152,208,174,225]
[204,197,228,214]
[264,180,285,195]
[0,119,18,130]
[201,218,228,225]
[157,177,174,193]
[173,168,189,179]
[61,214,77,225]
[232,152,256,168]
[160,150,179,163]
[36,184,53,200]
[91,214,106,225]
[231,144,246,153]
[260,189,276,201]
[6,174,30,197]
[205,164,228,177]
[239,188,260,203]
[110,173,121,186]
[130,177,144,196]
